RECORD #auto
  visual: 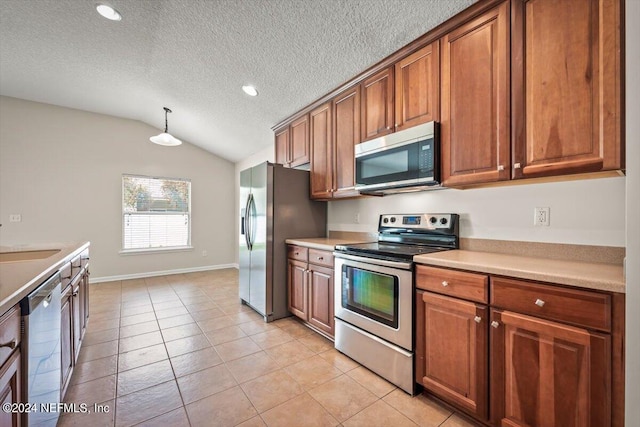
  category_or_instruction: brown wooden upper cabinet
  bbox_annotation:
[441,1,510,186]
[310,102,333,199]
[274,114,310,168]
[310,86,361,200]
[361,67,394,142]
[361,42,440,143]
[511,0,623,178]
[332,86,361,198]
[395,42,440,131]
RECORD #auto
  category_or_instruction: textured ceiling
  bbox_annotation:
[0,0,475,162]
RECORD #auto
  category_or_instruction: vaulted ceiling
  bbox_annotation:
[0,0,474,162]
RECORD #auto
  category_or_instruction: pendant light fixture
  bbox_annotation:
[150,107,182,146]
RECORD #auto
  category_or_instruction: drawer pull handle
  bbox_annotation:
[442,281,449,287]
[473,316,482,324]
[0,339,16,350]
[491,321,499,329]
[318,256,324,261]
[294,252,299,256]
[73,291,79,297]
[535,298,545,307]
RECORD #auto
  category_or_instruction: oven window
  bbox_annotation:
[342,265,398,328]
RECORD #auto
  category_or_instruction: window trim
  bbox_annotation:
[121,174,192,253]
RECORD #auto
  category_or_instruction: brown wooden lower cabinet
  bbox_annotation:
[415,266,623,427]
[415,290,488,421]
[60,284,74,396]
[490,309,610,427]
[0,350,21,427]
[287,245,334,338]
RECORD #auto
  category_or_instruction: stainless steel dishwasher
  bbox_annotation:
[20,272,62,427]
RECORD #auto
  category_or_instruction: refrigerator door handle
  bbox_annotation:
[247,193,255,250]
[244,195,252,250]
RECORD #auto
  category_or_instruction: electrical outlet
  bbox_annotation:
[534,207,550,226]
[202,250,208,257]
[9,214,21,222]
[355,213,360,224]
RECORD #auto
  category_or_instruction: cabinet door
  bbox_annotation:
[512,0,622,178]
[395,42,440,131]
[275,126,290,166]
[0,350,21,427]
[290,115,310,167]
[361,67,394,142]
[61,286,73,397]
[72,277,82,361]
[308,265,334,337]
[416,291,488,420]
[333,86,360,198]
[79,270,88,337]
[441,2,510,186]
[491,309,611,427]
[310,102,333,199]
[287,259,308,320]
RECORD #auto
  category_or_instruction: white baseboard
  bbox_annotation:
[90,263,239,284]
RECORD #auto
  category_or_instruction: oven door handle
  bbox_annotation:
[333,252,413,270]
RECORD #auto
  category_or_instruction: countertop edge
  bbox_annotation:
[285,237,373,251]
[414,251,625,294]
[1,241,90,314]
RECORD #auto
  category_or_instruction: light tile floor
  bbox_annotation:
[59,269,479,427]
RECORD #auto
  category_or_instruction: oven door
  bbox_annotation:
[334,254,413,351]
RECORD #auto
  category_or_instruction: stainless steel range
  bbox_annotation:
[333,213,459,394]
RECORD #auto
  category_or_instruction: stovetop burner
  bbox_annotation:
[335,213,459,263]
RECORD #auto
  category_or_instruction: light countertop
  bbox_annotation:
[0,242,90,313]
[285,237,375,251]
[414,250,625,293]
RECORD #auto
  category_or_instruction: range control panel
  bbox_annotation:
[379,214,456,230]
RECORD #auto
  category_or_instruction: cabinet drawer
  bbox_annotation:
[0,305,20,367]
[287,245,308,262]
[490,277,611,331]
[416,265,488,304]
[308,249,333,268]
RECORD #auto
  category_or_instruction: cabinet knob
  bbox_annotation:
[73,291,79,297]
[386,126,391,130]
[491,321,500,328]
[474,316,482,324]
[294,252,299,255]
[497,165,505,171]
[395,123,398,128]
[441,281,449,287]
[318,256,324,261]
[0,339,17,349]
[535,298,545,307]
[514,163,522,169]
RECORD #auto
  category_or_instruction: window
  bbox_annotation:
[122,174,191,251]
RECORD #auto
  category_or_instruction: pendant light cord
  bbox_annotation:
[163,107,172,132]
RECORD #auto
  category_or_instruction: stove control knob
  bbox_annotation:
[390,217,396,223]
[429,216,437,224]
[440,217,448,225]
[383,218,389,224]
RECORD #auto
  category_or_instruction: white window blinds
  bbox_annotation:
[122,174,191,251]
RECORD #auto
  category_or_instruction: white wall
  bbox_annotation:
[625,0,639,424]
[329,177,625,246]
[0,96,236,280]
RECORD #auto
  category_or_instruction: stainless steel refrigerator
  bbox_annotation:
[239,162,327,322]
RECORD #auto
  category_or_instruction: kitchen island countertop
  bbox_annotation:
[414,249,625,293]
[0,241,90,313]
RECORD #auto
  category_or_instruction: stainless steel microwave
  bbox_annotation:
[355,121,440,195]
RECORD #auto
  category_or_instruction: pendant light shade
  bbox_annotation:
[150,107,182,146]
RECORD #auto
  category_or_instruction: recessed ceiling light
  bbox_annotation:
[242,85,258,97]
[96,4,122,21]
